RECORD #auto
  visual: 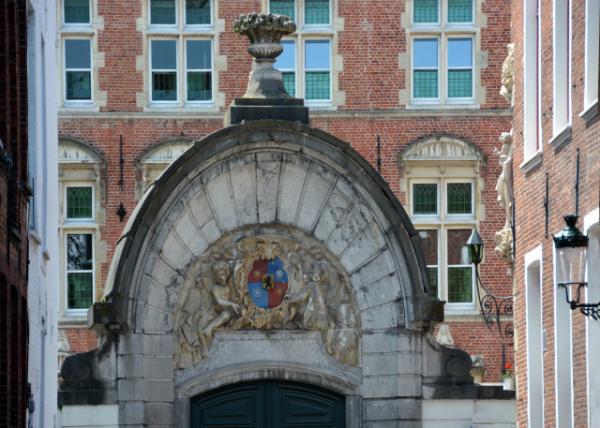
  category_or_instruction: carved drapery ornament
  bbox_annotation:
[174,229,360,369]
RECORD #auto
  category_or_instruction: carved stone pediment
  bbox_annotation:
[138,140,193,165]
[400,136,484,163]
[59,138,104,164]
[174,226,360,369]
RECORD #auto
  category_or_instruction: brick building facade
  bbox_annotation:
[0,0,32,427]
[57,0,513,382]
[511,0,599,426]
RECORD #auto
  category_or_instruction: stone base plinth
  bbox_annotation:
[227,97,309,125]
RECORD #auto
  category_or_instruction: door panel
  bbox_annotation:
[190,381,345,428]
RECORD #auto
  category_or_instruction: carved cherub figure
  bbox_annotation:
[202,261,241,340]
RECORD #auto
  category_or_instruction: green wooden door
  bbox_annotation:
[190,381,345,428]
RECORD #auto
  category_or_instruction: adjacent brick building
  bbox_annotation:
[0,0,31,426]
[511,0,599,426]
[57,0,514,382]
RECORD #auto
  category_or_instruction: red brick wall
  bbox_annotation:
[59,0,514,383]
[0,1,30,427]
[512,0,600,425]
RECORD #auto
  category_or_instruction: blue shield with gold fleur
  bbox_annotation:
[247,257,289,308]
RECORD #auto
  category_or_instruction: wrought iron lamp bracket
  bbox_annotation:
[474,266,514,342]
[558,282,600,320]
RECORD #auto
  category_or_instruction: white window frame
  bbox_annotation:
[149,38,180,104]
[63,36,94,104]
[412,0,442,27]
[184,38,214,104]
[303,38,332,104]
[62,0,92,27]
[147,0,216,108]
[583,0,599,111]
[411,177,477,313]
[409,0,477,107]
[552,0,571,137]
[149,0,179,29]
[64,184,95,223]
[184,0,213,29]
[524,245,545,428]
[411,36,441,104]
[64,231,95,316]
[523,0,542,162]
[445,36,475,104]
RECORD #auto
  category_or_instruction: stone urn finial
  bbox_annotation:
[234,12,296,98]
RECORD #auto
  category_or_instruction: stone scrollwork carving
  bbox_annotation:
[175,229,360,369]
[500,43,515,105]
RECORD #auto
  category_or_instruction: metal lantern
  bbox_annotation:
[553,215,589,286]
[467,229,484,266]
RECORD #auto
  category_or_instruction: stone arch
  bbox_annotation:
[104,120,437,333]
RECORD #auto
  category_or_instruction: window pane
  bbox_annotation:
[151,0,176,24]
[413,183,437,214]
[448,39,472,67]
[64,0,90,24]
[67,234,93,270]
[271,0,295,20]
[305,0,329,25]
[66,71,91,100]
[305,72,330,99]
[65,39,91,69]
[448,70,473,98]
[187,72,212,100]
[187,40,211,69]
[186,0,210,25]
[413,39,438,68]
[305,40,330,70]
[448,0,473,23]
[419,229,438,264]
[152,72,177,101]
[448,267,473,302]
[68,272,93,308]
[413,0,438,23]
[277,41,296,70]
[447,183,472,214]
[427,267,438,297]
[447,229,471,265]
[151,40,177,69]
[283,72,296,96]
[414,70,438,98]
[67,187,93,219]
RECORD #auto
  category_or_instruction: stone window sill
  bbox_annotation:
[580,100,599,126]
[520,151,543,175]
[549,124,572,152]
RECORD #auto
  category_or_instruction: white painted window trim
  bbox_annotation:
[523,0,542,163]
[583,0,599,110]
[184,38,214,105]
[408,0,477,107]
[411,177,477,313]
[149,38,180,104]
[524,244,545,428]
[61,0,92,27]
[63,230,96,317]
[584,207,600,428]
[552,0,571,137]
[271,0,336,107]
[183,0,214,29]
[62,36,94,105]
[64,184,95,223]
[553,242,575,428]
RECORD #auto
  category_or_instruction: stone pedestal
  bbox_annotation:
[228,98,309,125]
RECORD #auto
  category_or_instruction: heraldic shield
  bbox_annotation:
[247,257,289,308]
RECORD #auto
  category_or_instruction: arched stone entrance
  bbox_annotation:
[62,120,475,427]
[190,380,345,427]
